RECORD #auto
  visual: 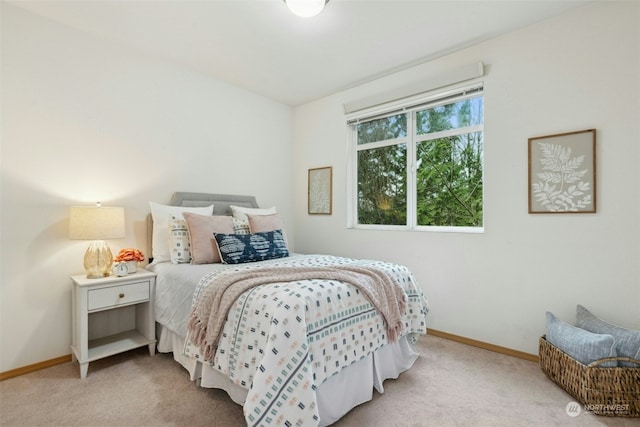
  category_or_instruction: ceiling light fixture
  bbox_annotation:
[284,0,329,18]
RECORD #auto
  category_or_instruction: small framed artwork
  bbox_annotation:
[308,166,332,215]
[528,129,596,214]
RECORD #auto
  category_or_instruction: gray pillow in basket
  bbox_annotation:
[576,304,640,367]
[546,312,617,367]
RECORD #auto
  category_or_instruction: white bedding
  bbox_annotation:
[150,261,228,337]
[148,254,429,426]
[156,325,419,426]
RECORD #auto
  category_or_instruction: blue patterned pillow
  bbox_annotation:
[576,305,640,367]
[546,312,617,367]
[214,230,289,264]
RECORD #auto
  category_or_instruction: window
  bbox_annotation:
[350,87,484,231]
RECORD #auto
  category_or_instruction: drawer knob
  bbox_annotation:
[119,293,125,298]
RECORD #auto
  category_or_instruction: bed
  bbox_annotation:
[146,192,429,426]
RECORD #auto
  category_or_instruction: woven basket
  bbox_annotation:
[539,336,640,417]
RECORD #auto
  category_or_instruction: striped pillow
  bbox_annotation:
[576,305,640,367]
[546,311,617,367]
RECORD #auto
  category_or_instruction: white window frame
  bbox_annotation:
[346,83,484,233]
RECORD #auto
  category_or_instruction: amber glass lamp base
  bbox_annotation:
[84,240,114,278]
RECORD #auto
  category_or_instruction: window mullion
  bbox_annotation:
[356,137,408,152]
[407,112,416,229]
[347,125,357,228]
[415,124,483,143]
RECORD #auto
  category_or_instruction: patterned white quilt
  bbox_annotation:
[183,254,429,426]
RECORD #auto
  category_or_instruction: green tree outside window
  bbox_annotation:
[355,94,483,228]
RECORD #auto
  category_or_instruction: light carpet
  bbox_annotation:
[0,335,636,426]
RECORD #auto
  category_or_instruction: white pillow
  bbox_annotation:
[230,205,277,221]
[149,201,213,263]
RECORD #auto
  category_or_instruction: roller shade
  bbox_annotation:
[344,61,484,122]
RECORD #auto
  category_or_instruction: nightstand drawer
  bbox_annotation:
[88,281,150,312]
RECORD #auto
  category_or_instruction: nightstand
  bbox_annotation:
[70,270,157,379]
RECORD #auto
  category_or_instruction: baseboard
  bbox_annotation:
[1,330,539,381]
[427,329,539,363]
[0,354,72,381]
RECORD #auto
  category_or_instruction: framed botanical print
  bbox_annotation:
[308,166,332,215]
[528,129,596,213]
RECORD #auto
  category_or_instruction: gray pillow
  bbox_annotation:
[576,304,640,367]
[546,312,617,367]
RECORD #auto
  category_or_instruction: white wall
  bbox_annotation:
[292,2,640,355]
[0,5,293,372]
[2,2,638,374]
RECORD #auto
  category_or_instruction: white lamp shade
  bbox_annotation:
[70,205,125,278]
[69,206,125,240]
[285,0,326,18]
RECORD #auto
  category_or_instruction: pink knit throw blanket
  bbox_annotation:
[187,265,408,362]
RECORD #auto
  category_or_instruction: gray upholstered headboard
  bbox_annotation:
[168,192,258,214]
[146,192,259,261]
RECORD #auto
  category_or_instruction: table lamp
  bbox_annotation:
[69,203,125,278]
